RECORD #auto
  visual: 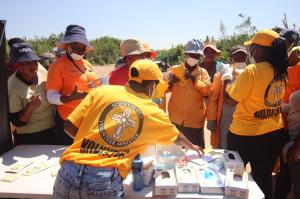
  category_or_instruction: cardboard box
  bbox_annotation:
[224,151,244,176]
[225,169,249,199]
[175,165,199,193]
[155,168,177,196]
[193,166,225,194]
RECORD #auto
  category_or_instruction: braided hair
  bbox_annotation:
[268,37,288,82]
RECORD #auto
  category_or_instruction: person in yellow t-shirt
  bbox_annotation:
[225,29,289,199]
[53,60,203,199]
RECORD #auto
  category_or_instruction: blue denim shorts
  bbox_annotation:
[53,161,124,199]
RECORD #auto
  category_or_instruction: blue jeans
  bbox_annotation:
[53,161,124,199]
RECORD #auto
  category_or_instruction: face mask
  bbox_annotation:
[68,46,84,61]
[186,56,199,67]
[148,82,156,97]
[152,98,163,105]
[235,62,247,69]
[248,47,257,64]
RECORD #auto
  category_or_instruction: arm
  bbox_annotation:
[206,72,222,121]
[193,68,211,96]
[10,95,42,125]
[288,132,300,163]
[174,132,203,157]
[223,80,238,107]
[226,67,254,106]
[64,120,78,139]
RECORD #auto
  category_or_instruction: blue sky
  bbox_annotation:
[1,0,299,49]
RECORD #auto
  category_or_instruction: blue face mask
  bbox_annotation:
[152,98,163,105]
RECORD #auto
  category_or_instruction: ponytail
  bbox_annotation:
[268,38,288,82]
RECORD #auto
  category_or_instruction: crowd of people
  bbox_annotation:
[5,24,300,199]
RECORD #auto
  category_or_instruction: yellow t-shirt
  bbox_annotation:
[226,62,285,136]
[61,86,179,179]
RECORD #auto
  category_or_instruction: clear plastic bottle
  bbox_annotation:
[132,154,144,191]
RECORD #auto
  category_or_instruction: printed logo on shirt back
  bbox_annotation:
[98,101,144,147]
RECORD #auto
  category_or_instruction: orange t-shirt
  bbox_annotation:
[46,55,100,120]
[283,62,300,103]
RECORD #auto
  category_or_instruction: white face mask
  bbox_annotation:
[148,82,156,97]
[249,56,256,64]
[68,46,84,61]
[235,62,247,69]
[186,56,199,67]
[248,47,257,64]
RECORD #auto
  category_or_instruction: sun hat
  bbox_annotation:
[185,39,204,55]
[203,42,221,54]
[120,39,146,58]
[10,43,40,64]
[143,43,157,59]
[55,25,93,52]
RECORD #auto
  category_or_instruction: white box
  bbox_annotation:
[225,169,249,199]
[224,150,244,176]
[193,166,225,194]
[175,165,199,193]
[155,168,177,196]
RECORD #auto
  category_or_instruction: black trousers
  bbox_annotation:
[14,127,58,145]
[55,112,73,145]
[174,124,204,148]
[227,129,288,199]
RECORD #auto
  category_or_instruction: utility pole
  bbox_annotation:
[0,20,13,155]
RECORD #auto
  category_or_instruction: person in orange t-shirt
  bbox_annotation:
[207,45,248,149]
[46,25,100,145]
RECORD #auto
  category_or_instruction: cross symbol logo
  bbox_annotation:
[112,109,136,139]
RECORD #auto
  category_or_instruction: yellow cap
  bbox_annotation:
[244,29,279,47]
[129,59,163,83]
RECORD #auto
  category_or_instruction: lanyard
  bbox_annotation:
[67,55,96,89]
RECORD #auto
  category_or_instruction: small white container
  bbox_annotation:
[155,168,177,196]
[225,169,249,199]
[175,165,199,193]
[224,150,244,176]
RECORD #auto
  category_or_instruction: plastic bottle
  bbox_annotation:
[132,154,144,191]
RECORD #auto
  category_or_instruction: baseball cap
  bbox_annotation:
[56,25,93,52]
[230,45,248,56]
[120,39,146,58]
[280,29,300,43]
[244,29,279,47]
[203,42,221,54]
[129,59,163,83]
[10,43,40,64]
[185,39,204,55]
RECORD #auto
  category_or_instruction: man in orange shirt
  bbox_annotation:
[46,25,100,145]
[167,39,211,147]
